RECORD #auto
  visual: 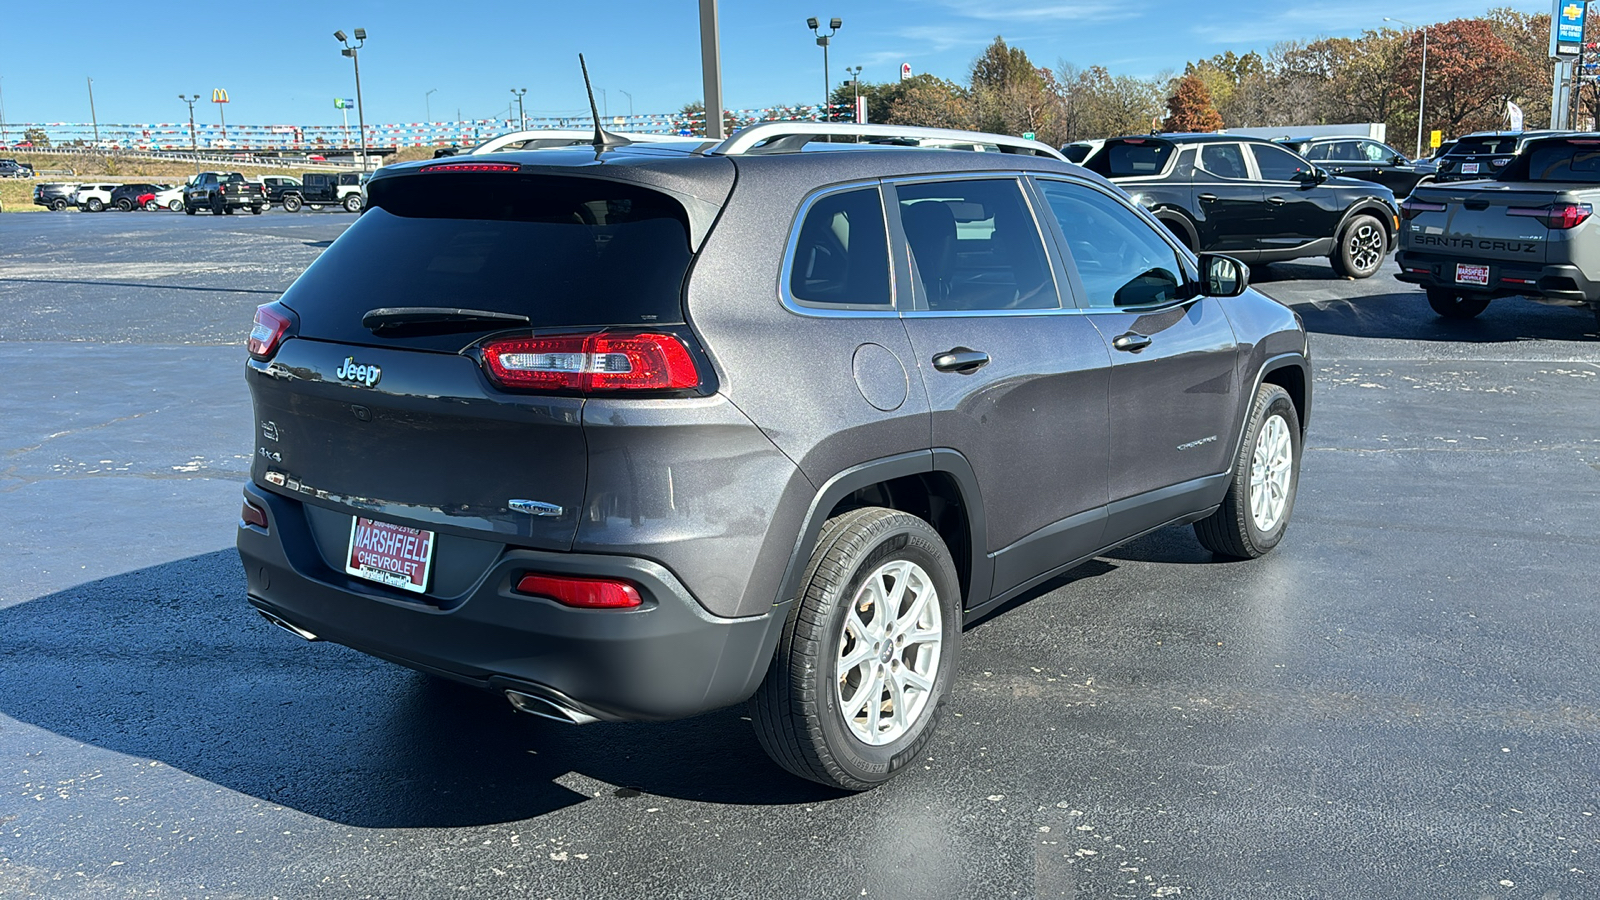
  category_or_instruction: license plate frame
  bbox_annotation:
[1461,162,1480,175]
[346,516,435,593]
[1455,263,1490,286]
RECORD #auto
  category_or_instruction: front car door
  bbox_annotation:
[1191,142,1264,253]
[1030,176,1241,540]
[889,175,1113,602]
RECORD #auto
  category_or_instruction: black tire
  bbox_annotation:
[1590,304,1600,337]
[143,200,159,211]
[1194,383,1301,560]
[184,204,197,216]
[1330,213,1386,279]
[308,203,324,211]
[250,205,263,215]
[86,197,103,212]
[750,507,961,791]
[1426,287,1490,319]
[50,198,66,211]
[168,199,183,212]
[282,194,303,212]
[223,204,235,215]
[115,198,134,212]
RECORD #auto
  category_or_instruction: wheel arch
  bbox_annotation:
[1336,199,1397,243]
[777,450,991,616]
[1259,356,1309,437]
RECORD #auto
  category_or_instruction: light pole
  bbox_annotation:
[807,17,842,120]
[425,88,437,122]
[619,89,633,122]
[334,29,370,171]
[1,76,7,148]
[700,0,725,139]
[1385,17,1428,159]
[511,88,527,130]
[845,65,862,122]
[179,94,200,172]
[87,77,100,148]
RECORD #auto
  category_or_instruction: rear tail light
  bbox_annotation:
[516,573,642,609]
[248,302,293,359]
[1506,203,1593,229]
[480,331,700,393]
[241,500,268,530]
[1400,198,1446,220]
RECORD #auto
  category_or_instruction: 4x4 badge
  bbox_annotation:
[335,356,382,387]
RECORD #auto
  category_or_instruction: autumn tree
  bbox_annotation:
[1163,73,1224,132]
[885,75,973,130]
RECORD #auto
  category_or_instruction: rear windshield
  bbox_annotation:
[1083,140,1173,177]
[1449,137,1518,156]
[283,173,693,348]
[1518,143,1600,182]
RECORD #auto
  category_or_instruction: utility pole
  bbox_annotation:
[87,77,100,148]
[620,90,633,121]
[699,0,725,139]
[1,76,7,148]
[425,88,437,122]
[511,88,527,130]
[1383,18,1428,158]
[179,94,200,173]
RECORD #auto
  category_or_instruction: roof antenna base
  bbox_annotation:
[580,54,632,152]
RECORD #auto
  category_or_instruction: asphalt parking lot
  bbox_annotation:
[2,210,1598,899]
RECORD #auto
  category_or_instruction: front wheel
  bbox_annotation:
[1426,288,1490,319]
[143,200,159,211]
[342,194,363,213]
[116,198,134,212]
[168,199,183,211]
[1195,383,1301,559]
[1330,214,1386,279]
[282,195,303,212]
[751,507,961,791]
[307,203,324,211]
[86,198,104,212]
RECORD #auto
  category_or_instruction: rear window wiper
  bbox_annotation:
[362,307,531,336]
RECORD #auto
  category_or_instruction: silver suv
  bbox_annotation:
[237,123,1311,790]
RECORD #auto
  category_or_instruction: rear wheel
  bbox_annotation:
[1425,287,1490,319]
[115,198,134,212]
[282,194,303,212]
[50,198,66,211]
[308,203,324,211]
[342,193,363,213]
[143,200,158,211]
[751,507,961,791]
[250,205,263,215]
[1330,214,1386,279]
[1195,383,1301,559]
[168,199,183,211]
[86,198,103,212]
[184,204,197,216]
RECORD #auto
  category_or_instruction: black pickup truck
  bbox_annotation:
[183,172,266,215]
[279,172,364,213]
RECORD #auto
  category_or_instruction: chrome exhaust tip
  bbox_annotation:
[505,689,600,725]
[257,609,320,642]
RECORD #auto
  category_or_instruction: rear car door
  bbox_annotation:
[890,175,1112,600]
[1031,177,1240,539]
[1192,142,1264,252]
[1249,141,1342,247]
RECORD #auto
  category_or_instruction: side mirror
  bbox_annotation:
[1198,254,1249,297]
[1392,154,1408,166]
[1295,167,1327,184]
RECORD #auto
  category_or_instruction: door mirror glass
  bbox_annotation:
[1199,254,1249,297]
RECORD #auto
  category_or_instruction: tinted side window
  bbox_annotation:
[1361,141,1396,162]
[896,178,1056,312]
[1198,144,1249,180]
[1252,143,1314,181]
[788,187,891,308]
[1304,144,1333,161]
[1037,180,1186,309]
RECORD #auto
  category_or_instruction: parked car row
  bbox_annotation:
[29,171,366,215]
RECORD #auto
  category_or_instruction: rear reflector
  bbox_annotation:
[481,331,700,393]
[248,302,293,359]
[241,500,268,530]
[418,163,520,174]
[516,574,642,609]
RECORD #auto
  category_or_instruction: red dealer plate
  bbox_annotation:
[1455,263,1490,286]
[346,517,435,593]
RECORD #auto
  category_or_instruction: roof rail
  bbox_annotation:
[470,129,706,156]
[707,122,1067,160]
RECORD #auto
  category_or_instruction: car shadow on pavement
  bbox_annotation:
[0,550,840,828]
[1290,288,1598,343]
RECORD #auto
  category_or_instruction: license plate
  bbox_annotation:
[346,517,435,593]
[1461,162,1480,174]
[1455,263,1490,286]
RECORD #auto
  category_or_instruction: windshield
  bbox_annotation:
[1083,140,1173,177]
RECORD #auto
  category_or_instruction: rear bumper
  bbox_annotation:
[237,483,787,722]
[1394,249,1599,304]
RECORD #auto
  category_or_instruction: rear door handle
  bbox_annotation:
[1198,193,1218,201]
[932,348,990,374]
[1111,332,1152,353]
[1267,196,1286,205]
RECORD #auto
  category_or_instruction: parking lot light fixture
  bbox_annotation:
[334,29,370,171]
[807,17,842,120]
[1384,17,1428,160]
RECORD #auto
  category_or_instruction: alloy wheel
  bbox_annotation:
[835,559,943,746]
[1348,223,1384,274]
[1249,414,1294,533]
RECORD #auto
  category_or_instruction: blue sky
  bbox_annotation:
[0,0,1546,126]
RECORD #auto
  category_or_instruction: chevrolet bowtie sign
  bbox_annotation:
[1553,0,1587,58]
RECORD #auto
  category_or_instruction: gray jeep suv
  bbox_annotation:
[237,123,1311,790]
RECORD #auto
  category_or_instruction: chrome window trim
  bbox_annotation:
[777,179,900,319]
[885,172,1068,317]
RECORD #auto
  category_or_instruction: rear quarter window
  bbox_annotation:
[1085,141,1173,177]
